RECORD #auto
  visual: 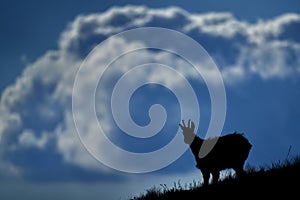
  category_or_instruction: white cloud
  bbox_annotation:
[186,12,248,38]
[0,109,21,140]
[234,41,300,80]
[0,5,300,178]
[18,130,49,149]
[248,13,300,44]
[54,111,107,171]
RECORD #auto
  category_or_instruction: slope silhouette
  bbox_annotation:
[131,155,300,199]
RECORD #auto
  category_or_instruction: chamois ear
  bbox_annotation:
[179,120,186,130]
[181,120,186,127]
[191,121,195,131]
[179,123,184,130]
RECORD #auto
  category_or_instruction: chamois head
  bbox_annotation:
[179,119,196,144]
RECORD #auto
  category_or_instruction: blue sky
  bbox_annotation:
[1,1,300,199]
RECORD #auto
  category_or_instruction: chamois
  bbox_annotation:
[179,119,252,186]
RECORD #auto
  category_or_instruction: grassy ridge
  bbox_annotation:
[131,156,300,199]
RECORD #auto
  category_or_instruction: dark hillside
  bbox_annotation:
[131,156,300,199]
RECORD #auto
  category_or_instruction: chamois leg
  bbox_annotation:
[202,170,210,186]
[234,165,246,179]
[212,171,220,184]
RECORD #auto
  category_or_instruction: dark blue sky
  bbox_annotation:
[1,1,300,200]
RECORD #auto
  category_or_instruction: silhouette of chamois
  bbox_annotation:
[179,119,252,186]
